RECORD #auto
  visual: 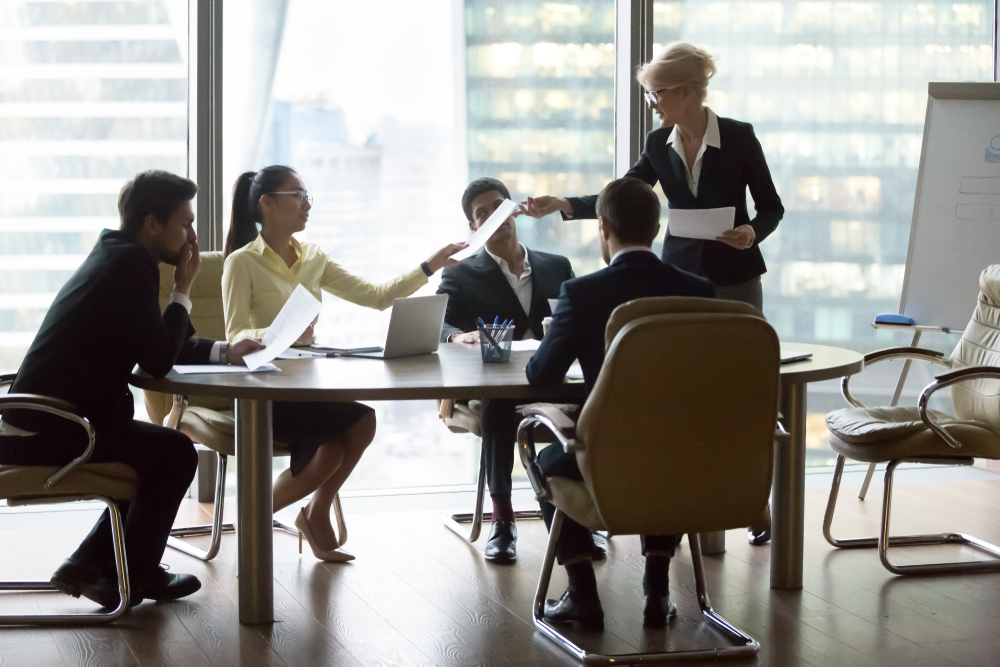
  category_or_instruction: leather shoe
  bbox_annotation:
[544,589,604,632]
[484,520,517,563]
[51,558,140,609]
[747,502,771,546]
[590,534,607,561]
[136,565,201,602]
[643,594,678,628]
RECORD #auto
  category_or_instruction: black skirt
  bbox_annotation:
[272,401,373,477]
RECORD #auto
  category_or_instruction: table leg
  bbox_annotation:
[235,398,274,624]
[772,383,806,589]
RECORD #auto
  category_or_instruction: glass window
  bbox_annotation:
[0,1,190,377]
[223,0,614,491]
[653,0,994,466]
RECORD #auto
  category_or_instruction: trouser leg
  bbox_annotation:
[70,421,198,581]
[480,398,518,496]
[537,444,594,564]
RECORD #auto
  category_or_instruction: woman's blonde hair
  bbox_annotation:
[636,43,716,102]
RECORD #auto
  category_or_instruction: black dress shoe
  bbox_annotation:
[136,565,201,602]
[747,502,771,546]
[51,558,139,609]
[643,594,678,628]
[484,520,517,563]
[590,534,607,561]
[544,589,604,632]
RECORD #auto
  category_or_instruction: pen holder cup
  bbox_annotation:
[478,325,514,364]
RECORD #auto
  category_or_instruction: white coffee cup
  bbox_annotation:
[542,316,553,336]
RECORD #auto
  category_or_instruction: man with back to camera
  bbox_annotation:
[0,170,264,608]
[525,177,715,631]
[436,177,578,563]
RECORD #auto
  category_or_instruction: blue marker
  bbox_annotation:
[493,316,499,327]
[477,317,487,327]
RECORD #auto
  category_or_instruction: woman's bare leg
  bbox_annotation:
[307,410,377,515]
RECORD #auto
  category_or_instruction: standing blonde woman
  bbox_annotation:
[521,42,783,312]
[520,43,780,545]
[222,165,466,562]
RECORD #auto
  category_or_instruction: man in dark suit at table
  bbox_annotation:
[525,177,715,631]
[0,171,263,609]
[436,177,575,564]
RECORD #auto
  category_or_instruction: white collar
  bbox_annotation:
[610,246,655,264]
[667,107,721,151]
[485,243,530,273]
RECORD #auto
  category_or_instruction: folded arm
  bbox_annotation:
[525,284,579,387]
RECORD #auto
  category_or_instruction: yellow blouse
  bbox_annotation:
[222,234,427,342]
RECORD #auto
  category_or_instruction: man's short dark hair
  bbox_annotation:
[118,170,198,238]
[461,177,511,222]
[596,177,661,245]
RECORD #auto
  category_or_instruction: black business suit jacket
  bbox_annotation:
[437,247,574,342]
[526,250,714,393]
[6,230,213,434]
[566,118,783,286]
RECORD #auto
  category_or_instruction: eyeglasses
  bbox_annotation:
[266,191,313,205]
[643,89,668,106]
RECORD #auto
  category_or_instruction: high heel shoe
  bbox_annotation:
[294,508,355,563]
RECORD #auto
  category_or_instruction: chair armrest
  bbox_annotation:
[0,393,95,488]
[918,366,1000,450]
[841,346,951,408]
[516,404,581,503]
[164,394,187,431]
[438,399,455,420]
[0,374,16,390]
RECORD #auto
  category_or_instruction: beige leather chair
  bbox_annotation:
[824,264,1000,575]
[518,298,780,664]
[144,252,347,561]
[0,374,136,623]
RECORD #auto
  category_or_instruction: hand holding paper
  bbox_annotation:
[667,207,736,240]
[452,199,519,261]
[242,284,323,371]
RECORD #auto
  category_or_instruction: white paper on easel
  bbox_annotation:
[242,284,322,371]
[452,199,519,261]
[667,207,735,240]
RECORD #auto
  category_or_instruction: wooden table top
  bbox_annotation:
[130,341,864,402]
[778,342,864,385]
[130,343,588,402]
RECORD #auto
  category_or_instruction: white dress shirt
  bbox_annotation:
[610,246,656,264]
[486,244,533,317]
[668,108,721,197]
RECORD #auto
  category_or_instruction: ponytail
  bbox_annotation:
[224,165,298,257]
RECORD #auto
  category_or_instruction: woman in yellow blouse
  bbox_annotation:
[223,165,465,562]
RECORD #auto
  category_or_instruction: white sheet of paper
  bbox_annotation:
[277,348,326,359]
[511,339,541,352]
[173,364,280,375]
[452,199,519,261]
[242,284,323,371]
[566,362,584,381]
[668,207,736,240]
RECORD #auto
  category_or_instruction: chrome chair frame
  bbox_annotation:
[163,394,346,561]
[519,414,759,663]
[0,374,132,624]
[824,365,1000,575]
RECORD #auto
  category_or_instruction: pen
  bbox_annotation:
[493,316,499,327]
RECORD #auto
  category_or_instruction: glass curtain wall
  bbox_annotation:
[222,0,616,491]
[652,1,995,465]
[0,1,190,379]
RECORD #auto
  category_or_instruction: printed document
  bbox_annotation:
[668,207,735,240]
[452,199,519,261]
[242,284,323,371]
[173,364,280,374]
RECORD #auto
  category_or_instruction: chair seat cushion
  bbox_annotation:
[0,463,138,502]
[826,406,1000,462]
[547,476,606,532]
[442,400,483,436]
[180,408,291,457]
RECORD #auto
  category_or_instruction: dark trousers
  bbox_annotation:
[536,443,678,564]
[0,419,198,582]
[480,398,519,496]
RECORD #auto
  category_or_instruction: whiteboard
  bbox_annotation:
[900,83,1000,332]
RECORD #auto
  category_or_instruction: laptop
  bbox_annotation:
[324,294,448,360]
[780,349,813,365]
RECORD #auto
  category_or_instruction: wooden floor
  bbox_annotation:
[3,478,1000,666]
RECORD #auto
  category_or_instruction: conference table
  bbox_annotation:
[130,341,861,623]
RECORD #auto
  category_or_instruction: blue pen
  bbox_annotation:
[500,319,509,328]
[477,317,487,327]
[493,316,499,327]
